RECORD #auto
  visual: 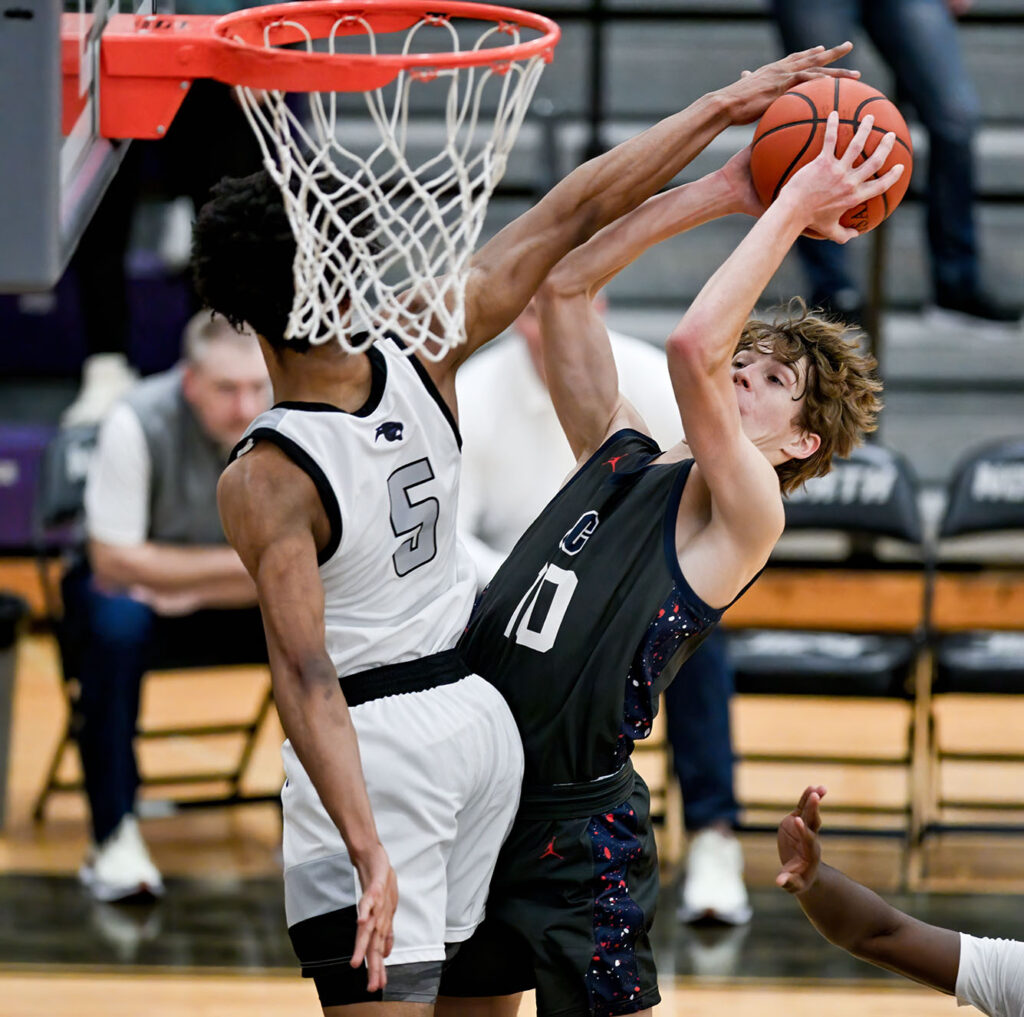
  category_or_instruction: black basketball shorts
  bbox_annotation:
[440,774,661,1017]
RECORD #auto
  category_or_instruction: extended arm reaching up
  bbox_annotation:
[659,113,901,592]
[534,151,761,460]
[436,43,861,385]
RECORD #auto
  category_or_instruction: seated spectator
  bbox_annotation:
[457,300,750,926]
[65,311,271,902]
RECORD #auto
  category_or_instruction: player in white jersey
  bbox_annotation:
[778,787,1024,1017]
[192,44,860,1014]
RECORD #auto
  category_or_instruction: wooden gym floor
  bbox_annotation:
[2,615,1023,1014]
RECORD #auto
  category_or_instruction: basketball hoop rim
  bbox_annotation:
[207,0,561,91]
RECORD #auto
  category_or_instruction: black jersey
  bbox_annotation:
[460,428,727,787]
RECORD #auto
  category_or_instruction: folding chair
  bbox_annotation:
[925,437,1024,841]
[721,443,930,876]
[31,425,279,821]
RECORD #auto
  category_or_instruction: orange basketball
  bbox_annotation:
[749,78,913,235]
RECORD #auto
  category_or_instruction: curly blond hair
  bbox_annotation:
[736,299,883,494]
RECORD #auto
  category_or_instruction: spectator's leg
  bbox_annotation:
[770,0,863,320]
[64,566,164,902]
[66,567,153,845]
[663,630,750,925]
[664,631,739,833]
[862,0,987,306]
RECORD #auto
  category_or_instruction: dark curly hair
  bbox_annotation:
[191,169,379,354]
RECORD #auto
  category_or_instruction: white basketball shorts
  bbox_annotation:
[280,672,523,968]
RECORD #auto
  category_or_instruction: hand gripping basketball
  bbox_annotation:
[780,111,904,244]
[750,78,914,235]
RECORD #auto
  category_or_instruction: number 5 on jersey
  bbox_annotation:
[504,563,578,652]
[388,458,439,576]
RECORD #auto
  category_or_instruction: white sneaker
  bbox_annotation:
[80,815,165,903]
[677,827,751,926]
[61,353,138,427]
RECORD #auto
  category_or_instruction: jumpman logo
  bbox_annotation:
[604,454,630,472]
[539,837,563,860]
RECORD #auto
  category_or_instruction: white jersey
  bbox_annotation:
[233,336,477,677]
[956,933,1024,1017]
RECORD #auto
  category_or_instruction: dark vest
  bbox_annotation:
[123,367,228,545]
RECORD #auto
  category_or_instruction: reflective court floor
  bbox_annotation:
[3,633,1024,1015]
[1,875,1023,1016]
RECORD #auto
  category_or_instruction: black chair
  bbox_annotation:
[722,443,930,863]
[925,438,1024,839]
[31,426,279,821]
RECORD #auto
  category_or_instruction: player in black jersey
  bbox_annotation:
[198,44,862,1009]
[438,113,896,1017]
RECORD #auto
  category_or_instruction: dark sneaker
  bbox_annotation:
[930,289,1021,328]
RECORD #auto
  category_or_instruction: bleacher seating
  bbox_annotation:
[925,437,1024,843]
[721,443,930,877]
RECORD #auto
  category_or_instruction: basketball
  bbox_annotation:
[749,78,913,235]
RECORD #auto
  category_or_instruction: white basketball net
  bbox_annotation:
[234,12,551,360]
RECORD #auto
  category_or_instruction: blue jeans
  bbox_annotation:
[772,0,981,301]
[663,628,740,831]
[62,563,266,845]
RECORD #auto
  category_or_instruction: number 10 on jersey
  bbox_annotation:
[504,563,578,652]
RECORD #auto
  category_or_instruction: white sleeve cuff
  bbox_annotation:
[84,403,151,546]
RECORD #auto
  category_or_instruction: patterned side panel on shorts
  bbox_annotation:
[585,803,647,1016]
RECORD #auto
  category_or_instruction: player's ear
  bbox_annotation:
[785,430,820,462]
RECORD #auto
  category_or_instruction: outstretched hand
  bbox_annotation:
[782,110,904,243]
[352,843,398,993]
[723,43,860,125]
[776,785,827,894]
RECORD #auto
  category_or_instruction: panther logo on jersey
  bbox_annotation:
[375,421,404,443]
[559,510,599,555]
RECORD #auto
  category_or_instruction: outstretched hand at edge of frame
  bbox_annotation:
[776,784,828,894]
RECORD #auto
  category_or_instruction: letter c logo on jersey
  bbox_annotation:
[559,510,599,556]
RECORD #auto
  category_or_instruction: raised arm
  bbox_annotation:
[777,787,960,993]
[534,151,760,460]
[450,43,861,368]
[663,113,902,578]
[218,445,397,992]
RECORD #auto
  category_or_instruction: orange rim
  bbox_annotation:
[211,0,560,90]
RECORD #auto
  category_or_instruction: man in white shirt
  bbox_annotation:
[458,300,751,925]
[778,786,1024,1017]
[65,311,271,903]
